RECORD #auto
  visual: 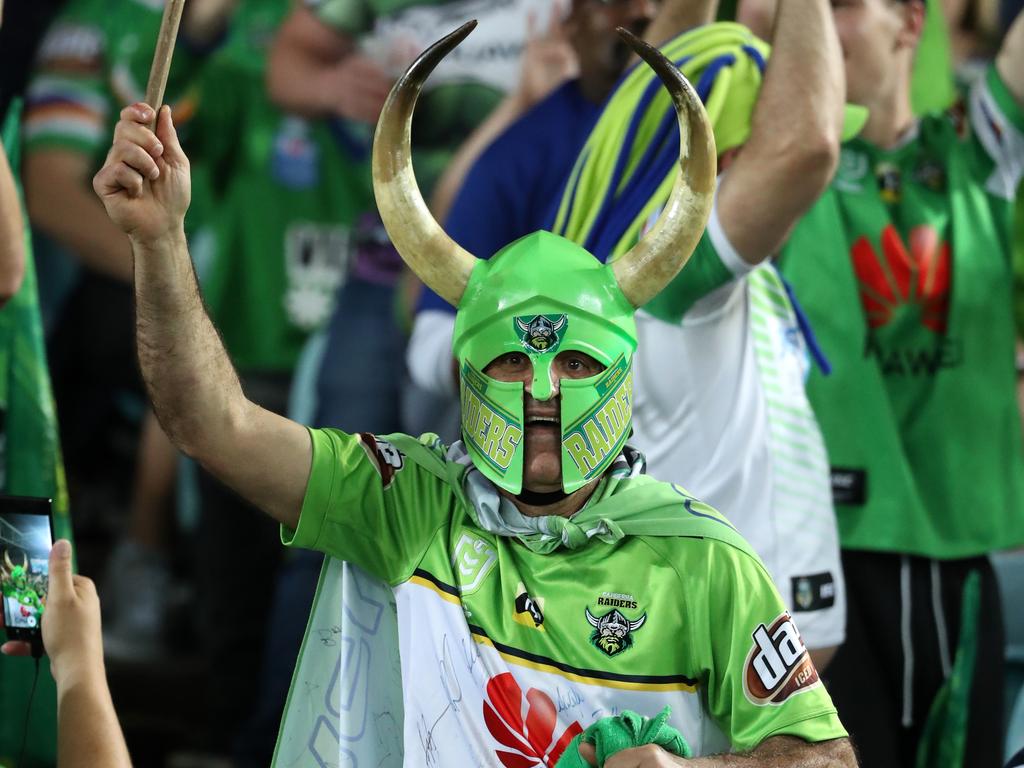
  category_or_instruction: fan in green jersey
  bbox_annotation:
[93,16,856,767]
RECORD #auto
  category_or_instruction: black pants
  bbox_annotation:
[194,372,292,753]
[824,550,1004,767]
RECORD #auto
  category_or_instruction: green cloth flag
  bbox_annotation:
[0,101,72,768]
[556,707,692,767]
[914,572,980,768]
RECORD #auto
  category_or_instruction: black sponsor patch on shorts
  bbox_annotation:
[830,467,866,505]
[791,572,836,612]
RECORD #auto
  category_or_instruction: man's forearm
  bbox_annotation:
[57,674,132,768]
[715,0,844,262]
[749,0,844,177]
[0,145,25,305]
[132,230,247,464]
[689,736,857,767]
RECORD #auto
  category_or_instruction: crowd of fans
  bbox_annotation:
[0,0,1022,765]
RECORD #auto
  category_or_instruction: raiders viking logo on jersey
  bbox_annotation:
[585,606,647,657]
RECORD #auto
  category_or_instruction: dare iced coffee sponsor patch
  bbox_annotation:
[743,612,820,706]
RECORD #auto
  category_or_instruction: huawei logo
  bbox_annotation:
[483,673,583,767]
[851,224,950,333]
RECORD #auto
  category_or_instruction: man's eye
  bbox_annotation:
[566,357,594,373]
[493,353,528,371]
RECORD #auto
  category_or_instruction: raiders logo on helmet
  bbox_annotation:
[514,314,567,354]
[743,612,820,706]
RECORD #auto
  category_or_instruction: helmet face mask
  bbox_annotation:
[453,232,637,495]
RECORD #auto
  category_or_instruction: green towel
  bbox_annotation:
[555,707,692,767]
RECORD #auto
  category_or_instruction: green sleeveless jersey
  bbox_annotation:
[280,430,846,764]
[779,65,1024,558]
[189,0,373,372]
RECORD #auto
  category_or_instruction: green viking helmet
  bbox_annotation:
[372,22,716,494]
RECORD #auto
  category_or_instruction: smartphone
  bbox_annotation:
[0,496,54,646]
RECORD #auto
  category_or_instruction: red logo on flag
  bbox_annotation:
[851,224,950,333]
[483,673,584,767]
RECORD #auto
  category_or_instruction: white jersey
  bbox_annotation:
[631,208,845,648]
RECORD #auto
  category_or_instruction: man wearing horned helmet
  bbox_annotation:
[93,25,856,767]
[1,551,44,629]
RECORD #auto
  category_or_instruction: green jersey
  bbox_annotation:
[23,0,211,235]
[308,0,547,193]
[277,430,845,765]
[191,0,373,372]
[779,65,1024,558]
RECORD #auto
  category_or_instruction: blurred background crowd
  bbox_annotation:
[0,0,1022,765]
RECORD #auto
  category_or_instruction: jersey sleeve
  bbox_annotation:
[692,541,848,751]
[641,199,754,324]
[966,63,1024,201]
[282,429,453,585]
[23,12,110,157]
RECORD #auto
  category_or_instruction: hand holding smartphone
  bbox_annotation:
[0,496,54,654]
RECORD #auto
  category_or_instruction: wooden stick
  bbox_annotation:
[0,0,5,30]
[144,0,187,126]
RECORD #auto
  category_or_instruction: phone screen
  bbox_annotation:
[0,496,54,643]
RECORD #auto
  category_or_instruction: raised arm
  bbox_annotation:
[266,5,392,123]
[715,0,845,263]
[93,104,310,530]
[2,541,134,768]
[0,142,25,307]
[997,6,1024,107]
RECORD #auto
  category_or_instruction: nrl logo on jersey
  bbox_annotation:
[743,612,820,706]
[515,314,567,354]
[585,606,646,657]
[452,533,497,595]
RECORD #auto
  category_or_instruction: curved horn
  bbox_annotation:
[3,550,13,573]
[372,22,479,307]
[515,316,531,333]
[550,315,566,331]
[629,613,647,631]
[586,607,600,628]
[611,29,717,308]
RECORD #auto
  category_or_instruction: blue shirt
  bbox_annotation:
[417,80,600,313]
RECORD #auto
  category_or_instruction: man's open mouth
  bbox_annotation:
[525,415,560,427]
